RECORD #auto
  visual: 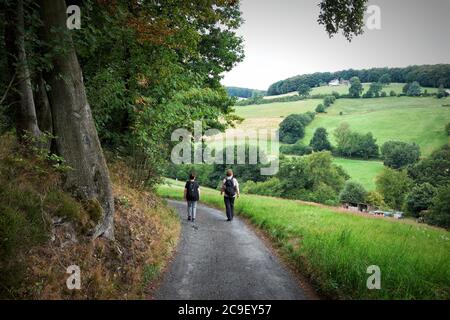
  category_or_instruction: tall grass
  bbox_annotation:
[158,180,450,299]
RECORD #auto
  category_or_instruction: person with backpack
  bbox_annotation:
[184,173,200,222]
[220,169,240,221]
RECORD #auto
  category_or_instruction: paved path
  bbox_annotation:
[155,200,307,300]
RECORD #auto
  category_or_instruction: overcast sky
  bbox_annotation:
[221,0,450,90]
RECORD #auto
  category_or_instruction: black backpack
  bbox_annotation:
[224,179,236,197]
[186,181,199,201]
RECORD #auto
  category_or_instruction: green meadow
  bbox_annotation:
[332,158,384,190]
[301,96,450,156]
[158,179,450,300]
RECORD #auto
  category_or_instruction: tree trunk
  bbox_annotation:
[6,0,41,139]
[39,0,115,240]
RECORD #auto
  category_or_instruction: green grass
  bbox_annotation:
[332,158,384,191]
[235,99,320,119]
[301,96,450,156]
[158,180,450,300]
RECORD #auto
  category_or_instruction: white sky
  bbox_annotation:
[221,0,450,90]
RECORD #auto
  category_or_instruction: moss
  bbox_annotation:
[84,198,103,224]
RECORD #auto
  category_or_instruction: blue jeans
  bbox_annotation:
[187,201,197,219]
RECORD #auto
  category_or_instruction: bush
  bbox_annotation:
[425,185,450,229]
[376,168,412,210]
[280,143,313,156]
[316,104,326,113]
[279,112,314,144]
[380,91,387,97]
[366,191,386,209]
[309,127,332,151]
[446,122,450,136]
[403,81,422,96]
[339,181,367,204]
[381,141,421,169]
[242,177,283,197]
[405,183,437,217]
[389,90,396,97]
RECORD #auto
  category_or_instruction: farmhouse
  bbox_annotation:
[328,79,340,86]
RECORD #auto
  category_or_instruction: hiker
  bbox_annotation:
[220,169,240,221]
[184,173,200,222]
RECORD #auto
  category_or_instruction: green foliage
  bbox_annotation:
[339,181,367,204]
[376,168,412,210]
[242,178,283,197]
[437,85,448,99]
[297,83,311,97]
[367,82,383,97]
[390,90,396,97]
[317,0,368,41]
[381,141,421,169]
[379,73,391,85]
[333,123,379,159]
[403,81,422,96]
[405,183,437,218]
[408,144,450,188]
[309,127,332,151]
[279,112,315,144]
[226,87,266,98]
[426,185,450,229]
[277,152,349,204]
[73,0,244,187]
[323,95,336,107]
[349,76,363,98]
[267,65,450,96]
[366,191,386,209]
[280,142,313,156]
[446,123,450,136]
[315,103,326,113]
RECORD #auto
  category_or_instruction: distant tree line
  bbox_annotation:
[226,87,266,98]
[267,65,450,96]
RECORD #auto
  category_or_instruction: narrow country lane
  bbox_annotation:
[155,200,308,300]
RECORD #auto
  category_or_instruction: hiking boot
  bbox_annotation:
[192,218,195,223]
[188,216,191,221]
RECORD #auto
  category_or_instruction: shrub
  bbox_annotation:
[380,91,387,97]
[309,127,332,151]
[316,104,326,113]
[381,141,421,169]
[279,112,315,144]
[390,90,396,97]
[242,177,283,197]
[425,185,450,229]
[280,143,313,156]
[339,181,367,204]
[446,122,450,136]
[376,168,412,210]
[405,183,437,218]
[366,191,386,209]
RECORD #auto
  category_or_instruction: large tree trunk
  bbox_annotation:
[39,0,115,240]
[6,0,41,139]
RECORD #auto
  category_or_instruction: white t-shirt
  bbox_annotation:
[222,176,239,198]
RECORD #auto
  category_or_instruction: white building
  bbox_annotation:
[328,79,340,86]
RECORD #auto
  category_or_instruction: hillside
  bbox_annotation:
[158,179,450,300]
[301,96,450,156]
[0,135,180,299]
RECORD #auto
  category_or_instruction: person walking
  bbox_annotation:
[220,169,239,221]
[184,173,200,222]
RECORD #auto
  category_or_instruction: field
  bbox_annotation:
[218,94,450,187]
[301,96,450,156]
[264,83,439,99]
[157,180,450,300]
[332,158,384,190]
